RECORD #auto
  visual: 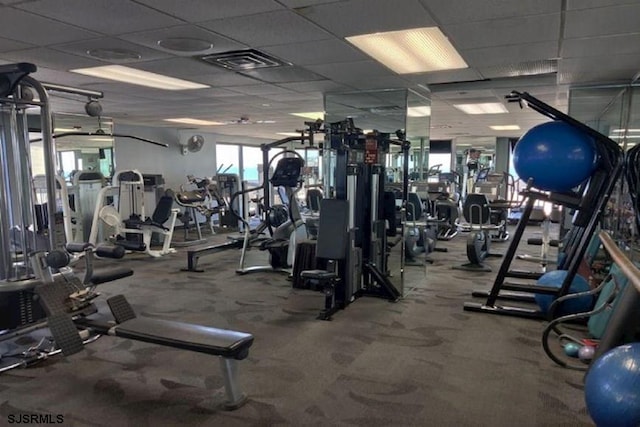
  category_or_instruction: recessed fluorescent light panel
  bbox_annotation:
[454,103,509,115]
[407,106,431,117]
[346,27,467,74]
[612,129,640,133]
[71,65,209,90]
[164,118,224,126]
[277,132,302,137]
[490,125,520,131]
[290,112,324,120]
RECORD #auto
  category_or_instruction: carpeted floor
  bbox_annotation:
[0,224,593,426]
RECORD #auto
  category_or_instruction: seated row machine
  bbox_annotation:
[35,244,254,409]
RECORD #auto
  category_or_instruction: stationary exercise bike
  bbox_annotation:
[453,194,502,272]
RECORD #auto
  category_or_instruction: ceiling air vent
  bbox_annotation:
[199,49,290,71]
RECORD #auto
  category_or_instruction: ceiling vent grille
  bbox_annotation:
[199,49,290,71]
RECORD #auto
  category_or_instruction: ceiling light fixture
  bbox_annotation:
[277,132,302,137]
[489,125,520,131]
[290,112,324,120]
[164,118,224,126]
[407,106,431,117]
[612,129,640,133]
[453,102,508,115]
[346,27,467,74]
[71,65,209,90]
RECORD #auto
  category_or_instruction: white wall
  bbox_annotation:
[113,123,271,192]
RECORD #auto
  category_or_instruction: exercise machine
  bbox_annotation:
[89,170,179,257]
[235,153,308,275]
[453,194,503,272]
[174,175,226,245]
[298,120,409,320]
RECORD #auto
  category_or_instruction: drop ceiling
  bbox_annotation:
[0,0,638,147]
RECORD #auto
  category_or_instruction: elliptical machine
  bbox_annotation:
[233,123,322,275]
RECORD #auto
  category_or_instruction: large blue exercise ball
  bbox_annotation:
[534,270,593,316]
[585,343,640,427]
[513,121,598,192]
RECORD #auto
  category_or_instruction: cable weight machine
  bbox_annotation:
[300,119,409,319]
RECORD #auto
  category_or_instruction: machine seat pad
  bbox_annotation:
[90,268,134,285]
[300,270,337,280]
[113,317,254,360]
[142,219,169,231]
[176,191,206,204]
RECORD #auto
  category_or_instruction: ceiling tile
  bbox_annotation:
[261,39,368,66]
[52,37,172,64]
[224,84,295,96]
[421,0,561,24]
[566,0,639,10]
[404,68,485,85]
[238,66,326,84]
[131,57,220,77]
[278,0,348,7]
[563,33,640,58]
[564,3,640,38]
[119,25,247,56]
[306,60,393,83]
[297,0,436,37]
[445,14,561,50]
[277,80,352,93]
[0,47,104,70]
[0,8,100,45]
[199,10,331,46]
[347,76,412,90]
[134,0,284,22]
[0,36,33,52]
[191,72,261,87]
[16,0,183,35]
[461,41,558,68]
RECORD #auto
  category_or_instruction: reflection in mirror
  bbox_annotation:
[325,88,431,185]
[52,113,115,180]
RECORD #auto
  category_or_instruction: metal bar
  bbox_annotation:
[599,231,640,294]
[24,76,58,249]
[42,82,104,99]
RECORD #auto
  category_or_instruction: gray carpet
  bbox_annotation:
[0,224,593,426]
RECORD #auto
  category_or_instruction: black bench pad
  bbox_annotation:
[300,270,337,280]
[90,268,134,285]
[111,317,254,360]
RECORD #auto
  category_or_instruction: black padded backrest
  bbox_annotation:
[151,195,174,223]
[383,191,397,237]
[463,193,490,224]
[306,189,322,212]
[316,199,349,260]
[406,193,423,221]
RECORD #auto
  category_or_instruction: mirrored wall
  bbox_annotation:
[324,88,431,183]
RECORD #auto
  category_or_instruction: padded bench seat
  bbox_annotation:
[108,317,253,360]
[73,295,254,409]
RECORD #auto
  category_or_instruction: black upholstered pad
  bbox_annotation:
[300,270,337,280]
[112,317,254,360]
[90,268,133,285]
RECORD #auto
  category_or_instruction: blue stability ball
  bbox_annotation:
[585,343,640,427]
[534,270,593,316]
[513,121,598,192]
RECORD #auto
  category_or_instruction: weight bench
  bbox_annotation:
[35,246,254,410]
